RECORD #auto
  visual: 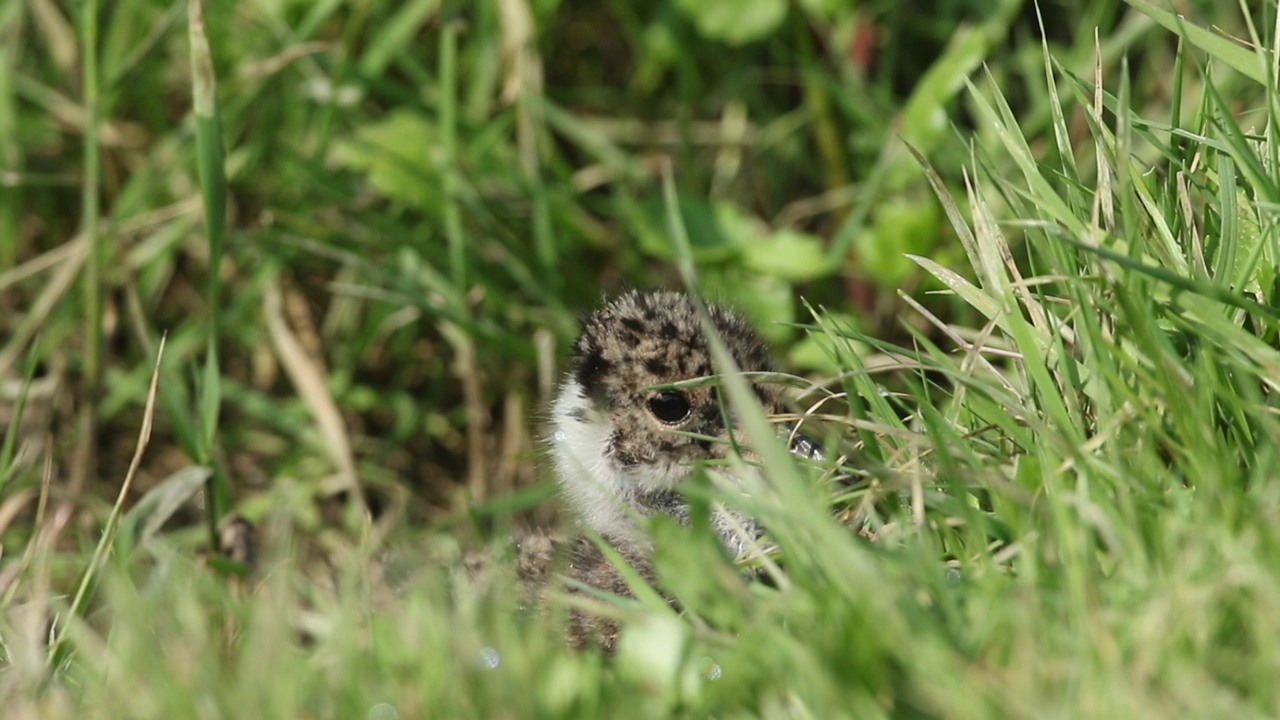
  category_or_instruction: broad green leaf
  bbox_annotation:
[796,0,854,17]
[703,270,794,344]
[331,109,437,207]
[673,0,786,45]
[894,0,1018,185]
[898,26,988,154]
[856,196,939,283]
[743,229,832,282]
[626,196,742,262]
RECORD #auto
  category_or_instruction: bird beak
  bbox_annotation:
[781,422,826,462]
[779,422,857,486]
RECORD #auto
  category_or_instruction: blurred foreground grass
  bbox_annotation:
[4,0,1280,717]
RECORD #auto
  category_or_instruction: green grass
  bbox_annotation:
[3,0,1280,717]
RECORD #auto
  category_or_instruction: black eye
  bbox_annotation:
[647,390,692,424]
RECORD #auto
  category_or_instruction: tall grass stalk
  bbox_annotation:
[434,14,490,501]
[188,0,231,544]
[76,0,102,491]
[439,14,464,288]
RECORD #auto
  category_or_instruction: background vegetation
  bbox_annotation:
[2,0,1279,716]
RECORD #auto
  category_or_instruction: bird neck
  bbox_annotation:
[549,379,651,549]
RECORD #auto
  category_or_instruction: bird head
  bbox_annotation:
[549,290,794,556]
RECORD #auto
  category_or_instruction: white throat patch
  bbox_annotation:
[549,378,647,548]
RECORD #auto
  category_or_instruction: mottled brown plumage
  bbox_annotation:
[543,290,785,649]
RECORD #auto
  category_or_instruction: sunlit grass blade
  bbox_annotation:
[1123,0,1269,85]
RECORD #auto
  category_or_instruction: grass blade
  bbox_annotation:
[47,335,166,669]
[1123,0,1268,85]
[188,0,231,540]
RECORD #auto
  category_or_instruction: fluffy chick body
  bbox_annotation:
[549,289,782,559]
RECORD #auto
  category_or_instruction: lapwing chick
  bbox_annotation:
[544,289,802,648]
[549,289,788,565]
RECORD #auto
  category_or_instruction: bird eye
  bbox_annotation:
[647,390,692,424]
